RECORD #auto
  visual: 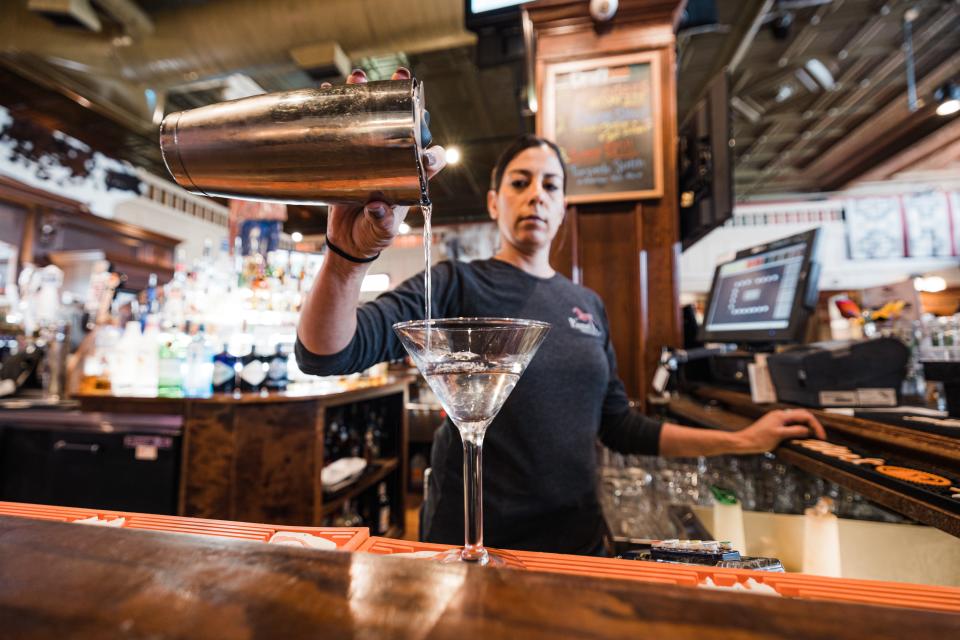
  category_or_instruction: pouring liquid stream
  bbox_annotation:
[422,202,432,352]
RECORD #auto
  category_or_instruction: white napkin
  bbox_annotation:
[74,516,126,527]
[268,531,337,550]
[321,457,367,489]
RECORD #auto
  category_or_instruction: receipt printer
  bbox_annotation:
[767,338,909,408]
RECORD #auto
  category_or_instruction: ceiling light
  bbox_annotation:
[291,231,303,242]
[938,100,960,117]
[804,58,835,90]
[775,83,795,103]
[398,222,411,234]
[445,147,461,165]
[935,81,960,117]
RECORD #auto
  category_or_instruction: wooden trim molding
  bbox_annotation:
[0,175,88,213]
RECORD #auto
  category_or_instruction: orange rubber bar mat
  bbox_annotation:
[356,536,526,570]
[356,537,960,613]
[509,549,960,614]
[0,501,368,551]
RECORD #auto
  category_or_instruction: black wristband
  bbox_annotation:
[325,238,380,264]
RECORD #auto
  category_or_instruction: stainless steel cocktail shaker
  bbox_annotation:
[159,79,430,206]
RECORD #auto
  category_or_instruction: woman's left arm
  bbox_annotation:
[657,409,826,457]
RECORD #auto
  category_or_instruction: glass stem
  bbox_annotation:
[461,436,486,562]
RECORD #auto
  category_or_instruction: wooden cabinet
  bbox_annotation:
[77,379,410,535]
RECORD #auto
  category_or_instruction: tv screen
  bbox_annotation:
[679,74,733,249]
[466,0,526,30]
[702,229,821,344]
[471,0,526,11]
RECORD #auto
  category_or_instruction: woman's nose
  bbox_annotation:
[528,181,546,204]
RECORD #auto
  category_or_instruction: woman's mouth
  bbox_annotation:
[516,216,547,228]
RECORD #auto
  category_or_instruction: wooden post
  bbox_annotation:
[529,0,684,408]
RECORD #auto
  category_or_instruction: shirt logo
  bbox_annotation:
[568,306,601,336]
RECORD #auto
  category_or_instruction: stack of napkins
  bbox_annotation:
[268,531,337,550]
[321,457,367,492]
[74,516,126,527]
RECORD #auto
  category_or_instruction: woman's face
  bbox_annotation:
[487,145,566,253]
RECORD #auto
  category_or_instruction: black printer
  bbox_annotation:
[766,337,909,408]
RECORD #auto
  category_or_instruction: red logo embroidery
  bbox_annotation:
[569,307,601,336]
[572,307,594,323]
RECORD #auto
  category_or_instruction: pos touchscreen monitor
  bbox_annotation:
[701,228,821,344]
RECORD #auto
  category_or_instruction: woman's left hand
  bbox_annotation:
[732,408,826,454]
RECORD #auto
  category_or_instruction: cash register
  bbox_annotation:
[685,228,909,408]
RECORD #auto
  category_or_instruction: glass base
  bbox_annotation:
[433,547,506,567]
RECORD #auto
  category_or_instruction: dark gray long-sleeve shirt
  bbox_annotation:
[296,258,662,554]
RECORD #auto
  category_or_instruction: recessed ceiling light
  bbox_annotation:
[934,81,960,117]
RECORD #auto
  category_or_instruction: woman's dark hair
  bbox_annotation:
[490,135,567,193]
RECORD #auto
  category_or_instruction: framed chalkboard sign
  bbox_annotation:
[541,52,663,202]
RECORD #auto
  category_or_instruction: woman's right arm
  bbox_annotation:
[296,204,402,356]
[296,67,446,357]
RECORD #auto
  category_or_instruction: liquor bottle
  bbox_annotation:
[109,321,141,396]
[376,482,391,535]
[363,426,376,463]
[372,409,388,457]
[265,342,289,391]
[338,419,351,459]
[239,343,268,393]
[212,343,237,394]
[139,273,162,333]
[137,315,161,397]
[324,417,339,464]
[157,336,185,398]
[347,405,363,458]
[183,325,214,398]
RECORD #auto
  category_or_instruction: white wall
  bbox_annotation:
[682,189,960,294]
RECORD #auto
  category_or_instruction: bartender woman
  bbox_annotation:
[297,68,825,555]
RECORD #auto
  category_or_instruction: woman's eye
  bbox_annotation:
[544,183,559,192]
[511,179,528,190]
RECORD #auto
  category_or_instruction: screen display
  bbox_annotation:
[470,0,526,13]
[704,242,807,333]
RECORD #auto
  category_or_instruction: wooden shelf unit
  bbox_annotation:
[321,458,399,518]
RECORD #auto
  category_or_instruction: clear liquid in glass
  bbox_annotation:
[424,362,519,442]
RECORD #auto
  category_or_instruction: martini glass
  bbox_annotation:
[393,317,550,566]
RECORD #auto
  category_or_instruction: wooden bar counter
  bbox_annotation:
[2,514,957,639]
[74,377,412,530]
[667,386,960,537]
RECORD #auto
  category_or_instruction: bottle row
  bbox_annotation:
[326,481,394,536]
[324,402,395,465]
[81,317,294,397]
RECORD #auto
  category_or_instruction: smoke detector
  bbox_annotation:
[590,0,618,22]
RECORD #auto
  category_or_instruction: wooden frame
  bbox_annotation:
[540,51,664,203]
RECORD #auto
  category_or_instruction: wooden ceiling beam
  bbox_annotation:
[741,6,956,195]
[798,34,960,187]
[845,110,960,182]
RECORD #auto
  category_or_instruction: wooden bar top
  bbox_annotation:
[2,515,956,639]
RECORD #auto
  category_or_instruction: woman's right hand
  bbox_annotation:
[323,68,446,263]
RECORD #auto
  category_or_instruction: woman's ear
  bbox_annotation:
[486,189,499,221]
